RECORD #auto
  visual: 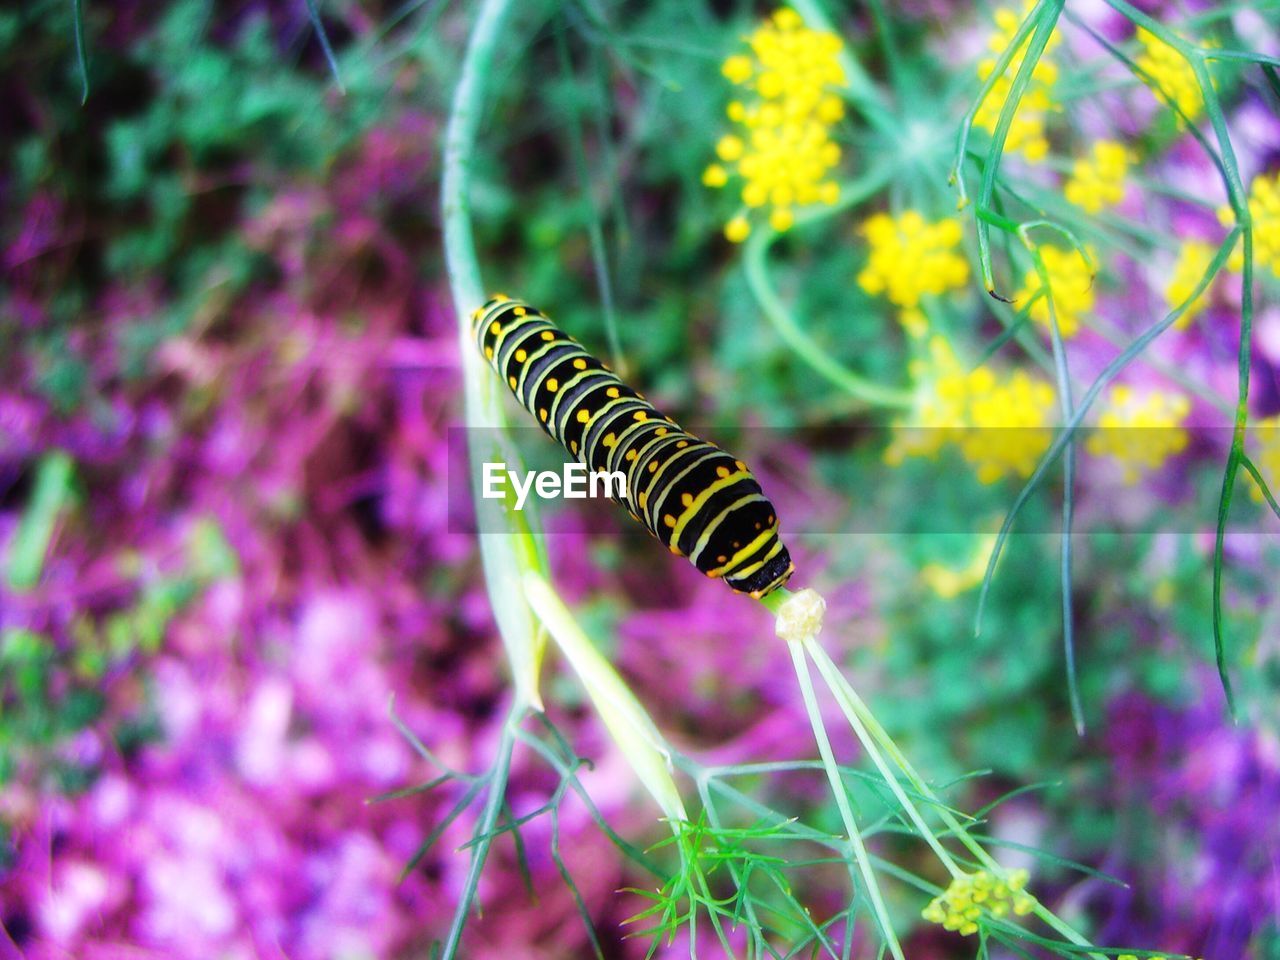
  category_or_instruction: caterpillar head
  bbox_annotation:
[728,542,795,599]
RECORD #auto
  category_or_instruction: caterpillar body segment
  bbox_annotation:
[473,295,794,599]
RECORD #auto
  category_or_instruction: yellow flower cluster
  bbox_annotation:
[974,5,1060,162]
[1218,171,1280,278]
[1015,245,1095,339]
[1085,385,1190,483]
[856,212,969,323]
[705,8,847,243]
[1250,415,1280,505]
[921,868,1034,935]
[886,338,1056,484]
[1166,240,1216,328]
[1064,141,1133,213]
[1135,28,1203,124]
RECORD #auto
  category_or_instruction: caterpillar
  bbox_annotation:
[472,294,794,599]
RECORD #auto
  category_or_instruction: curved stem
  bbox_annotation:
[742,166,914,412]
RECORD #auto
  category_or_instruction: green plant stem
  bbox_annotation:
[975,0,1064,298]
[1027,248,1083,735]
[442,0,544,710]
[523,573,687,823]
[442,705,521,959]
[806,641,963,877]
[950,2,1044,215]
[789,641,906,960]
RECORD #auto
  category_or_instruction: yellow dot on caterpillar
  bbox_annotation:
[577,410,590,423]
[672,545,683,555]
[514,306,526,316]
[663,515,676,528]
[705,570,716,577]
[656,427,668,436]
[508,376,517,388]
[625,450,637,461]
[603,433,617,448]
[717,555,727,564]
[515,349,527,362]
[541,331,555,341]
[489,320,501,334]
[648,461,658,472]
[494,292,509,301]
[716,466,730,478]
[606,387,619,398]
[539,408,548,422]
[733,541,741,548]
[546,378,559,392]
[676,440,688,449]
[471,308,482,320]
[768,514,775,525]
[681,493,693,507]
[735,460,746,470]
[639,492,648,509]
[484,347,494,360]
[634,411,647,421]
[570,441,578,454]
[573,358,587,370]
[755,522,762,530]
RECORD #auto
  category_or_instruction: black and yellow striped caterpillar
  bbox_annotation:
[473,295,794,599]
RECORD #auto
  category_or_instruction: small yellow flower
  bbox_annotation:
[857,211,969,309]
[724,215,751,243]
[769,208,795,232]
[974,4,1060,163]
[721,55,753,85]
[1064,141,1133,213]
[1085,385,1190,483]
[1217,170,1280,279]
[922,868,1036,937]
[1166,240,1216,328]
[702,164,729,188]
[1135,28,1203,124]
[1016,245,1094,338]
[706,8,847,237]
